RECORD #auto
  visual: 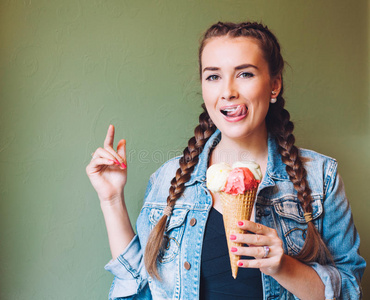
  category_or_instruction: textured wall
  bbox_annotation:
[0,0,368,298]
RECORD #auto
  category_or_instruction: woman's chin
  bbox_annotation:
[216,123,268,142]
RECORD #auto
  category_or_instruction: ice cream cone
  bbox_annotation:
[220,188,257,279]
[206,161,262,278]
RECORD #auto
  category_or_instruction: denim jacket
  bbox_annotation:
[105,129,365,300]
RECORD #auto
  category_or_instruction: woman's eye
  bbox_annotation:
[239,72,254,78]
[205,74,220,81]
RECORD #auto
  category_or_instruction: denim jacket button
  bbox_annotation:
[184,261,191,270]
[189,218,197,226]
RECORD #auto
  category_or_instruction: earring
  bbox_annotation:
[270,91,277,103]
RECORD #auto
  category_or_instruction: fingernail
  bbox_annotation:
[120,162,127,169]
[231,247,237,252]
[230,235,236,240]
[114,160,120,165]
[238,262,243,267]
[238,221,244,226]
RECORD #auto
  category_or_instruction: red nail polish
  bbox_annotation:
[238,262,243,267]
[238,221,244,226]
[231,247,237,252]
[120,162,127,169]
[230,235,236,240]
[114,160,120,165]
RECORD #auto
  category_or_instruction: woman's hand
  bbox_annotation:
[86,125,127,204]
[229,220,285,276]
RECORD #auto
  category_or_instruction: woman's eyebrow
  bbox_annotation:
[203,64,258,73]
[235,64,258,70]
[202,66,219,73]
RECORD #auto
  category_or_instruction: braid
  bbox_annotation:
[144,105,216,279]
[267,95,332,264]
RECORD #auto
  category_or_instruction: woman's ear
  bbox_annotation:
[271,74,282,97]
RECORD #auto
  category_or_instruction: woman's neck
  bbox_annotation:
[210,130,269,176]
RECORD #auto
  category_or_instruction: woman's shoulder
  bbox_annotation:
[299,147,337,168]
[150,155,181,180]
[143,156,182,202]
[298,147,339,191]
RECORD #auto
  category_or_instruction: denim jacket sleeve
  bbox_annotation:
[104,235,151,299]
[308,160,365,300]
[103,175,156,300]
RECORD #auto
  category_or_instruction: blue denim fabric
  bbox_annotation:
[105,129,365,300]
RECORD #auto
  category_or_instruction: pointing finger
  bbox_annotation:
[104,124,115,148]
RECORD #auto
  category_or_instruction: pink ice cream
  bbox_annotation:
[222,167,260,195]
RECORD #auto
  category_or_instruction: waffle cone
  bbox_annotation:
[220,188,257,279]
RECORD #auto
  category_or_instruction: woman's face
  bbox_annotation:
[201,36,281,141]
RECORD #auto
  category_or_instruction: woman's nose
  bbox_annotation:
[221,79,239,100]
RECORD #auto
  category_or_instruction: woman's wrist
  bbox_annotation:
[270,254,325,300]
[100,192,135,259]
[99,192,125,210]
[268,253,288,276]
[100,193,129,222]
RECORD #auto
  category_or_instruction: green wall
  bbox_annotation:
[1,0,368,298]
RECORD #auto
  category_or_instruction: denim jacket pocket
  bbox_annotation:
[273,195,323,255]
[149,207,189,264]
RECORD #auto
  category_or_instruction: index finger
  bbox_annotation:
[104,124,115,148]
[237,220,275,237]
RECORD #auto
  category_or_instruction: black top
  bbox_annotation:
[199,207,263,299]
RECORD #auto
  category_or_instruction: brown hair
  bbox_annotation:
[145,21,331,279]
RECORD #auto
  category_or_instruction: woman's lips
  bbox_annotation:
[220,104,248,122]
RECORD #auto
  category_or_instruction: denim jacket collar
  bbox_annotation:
[184,129,221,186]
[265,134,290,180]
[185,129,290,188]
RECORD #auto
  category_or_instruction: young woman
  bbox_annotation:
[86,22,365,299]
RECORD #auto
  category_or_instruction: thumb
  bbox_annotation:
[117,139,127,165]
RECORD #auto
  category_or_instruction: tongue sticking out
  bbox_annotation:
[226,105,247,117]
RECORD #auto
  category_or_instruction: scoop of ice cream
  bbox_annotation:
[206,162,232,192]
[223,167,260,195]
[232,161,262,180]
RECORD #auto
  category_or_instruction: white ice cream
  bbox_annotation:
[206,162,232,192]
